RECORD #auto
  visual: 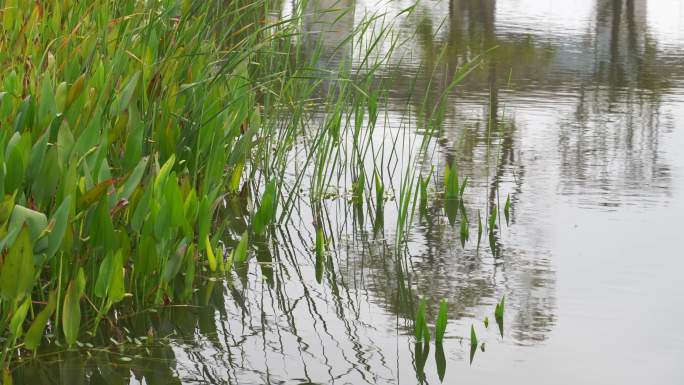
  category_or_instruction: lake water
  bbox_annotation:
[13,0,684,384]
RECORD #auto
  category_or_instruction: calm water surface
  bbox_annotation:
[14,0,684,384]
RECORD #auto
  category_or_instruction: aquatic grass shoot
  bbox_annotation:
[435,299,448,344]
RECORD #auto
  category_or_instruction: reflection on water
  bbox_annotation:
[12,0,684,383]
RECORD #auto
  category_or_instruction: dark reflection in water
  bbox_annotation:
[11,0,684,384]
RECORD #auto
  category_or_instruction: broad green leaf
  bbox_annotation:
[495,296,505,338]
[131,187,151,233]
[62,279,82,347]
[183,189,199,230]
[4,134,27,194]
[204,235,217,272]
[108,251,125,304]
[229,162,244,192]
[55,82,68,113]
[155,155,176,187]
[163,241,189,283]
[165,173,184,228]
[122,113,143,171]
[118,157,148,201]
[9,205,48,254]
[46,196,71,259]
[56,122,75,167]
[74,266,85,293]
[27,131,49,183]
[72,112,101,158]
[233,231,249,264]
[37,77,57,128]
[93,252,114,299]
[109,71,140,117]
[253,179,277,236]
[9,297,31,337]
[90,199,116,253]
[0,227,35,301]
[66,74,86,108]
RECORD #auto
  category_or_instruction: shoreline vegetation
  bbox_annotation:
[0,0,505,380]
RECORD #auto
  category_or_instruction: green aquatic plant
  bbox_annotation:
[415,297,430,342]
[495,296,505,337]
[444,161,460,225]
[0,0,354,367]
[315,227,325,284]
[470,324,478,364]
[488,204,499,256]
[435,299,448,344]
[504,194,511,226]
[418,173,430,216]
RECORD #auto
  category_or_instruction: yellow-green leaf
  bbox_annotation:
[204,235,217,272]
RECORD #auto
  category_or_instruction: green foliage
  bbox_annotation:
[315,227,325,284]
[504,194,511,226]
[253,179,278,236]
[233,231,250,264]
[25,291,57,351]
[0,0,289,362]
[63,276,84,347]
[435,299,448,344]
[415,298,430,342]
[0,228,34,302]
[495,296,505,337]
[470,324,478,348]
